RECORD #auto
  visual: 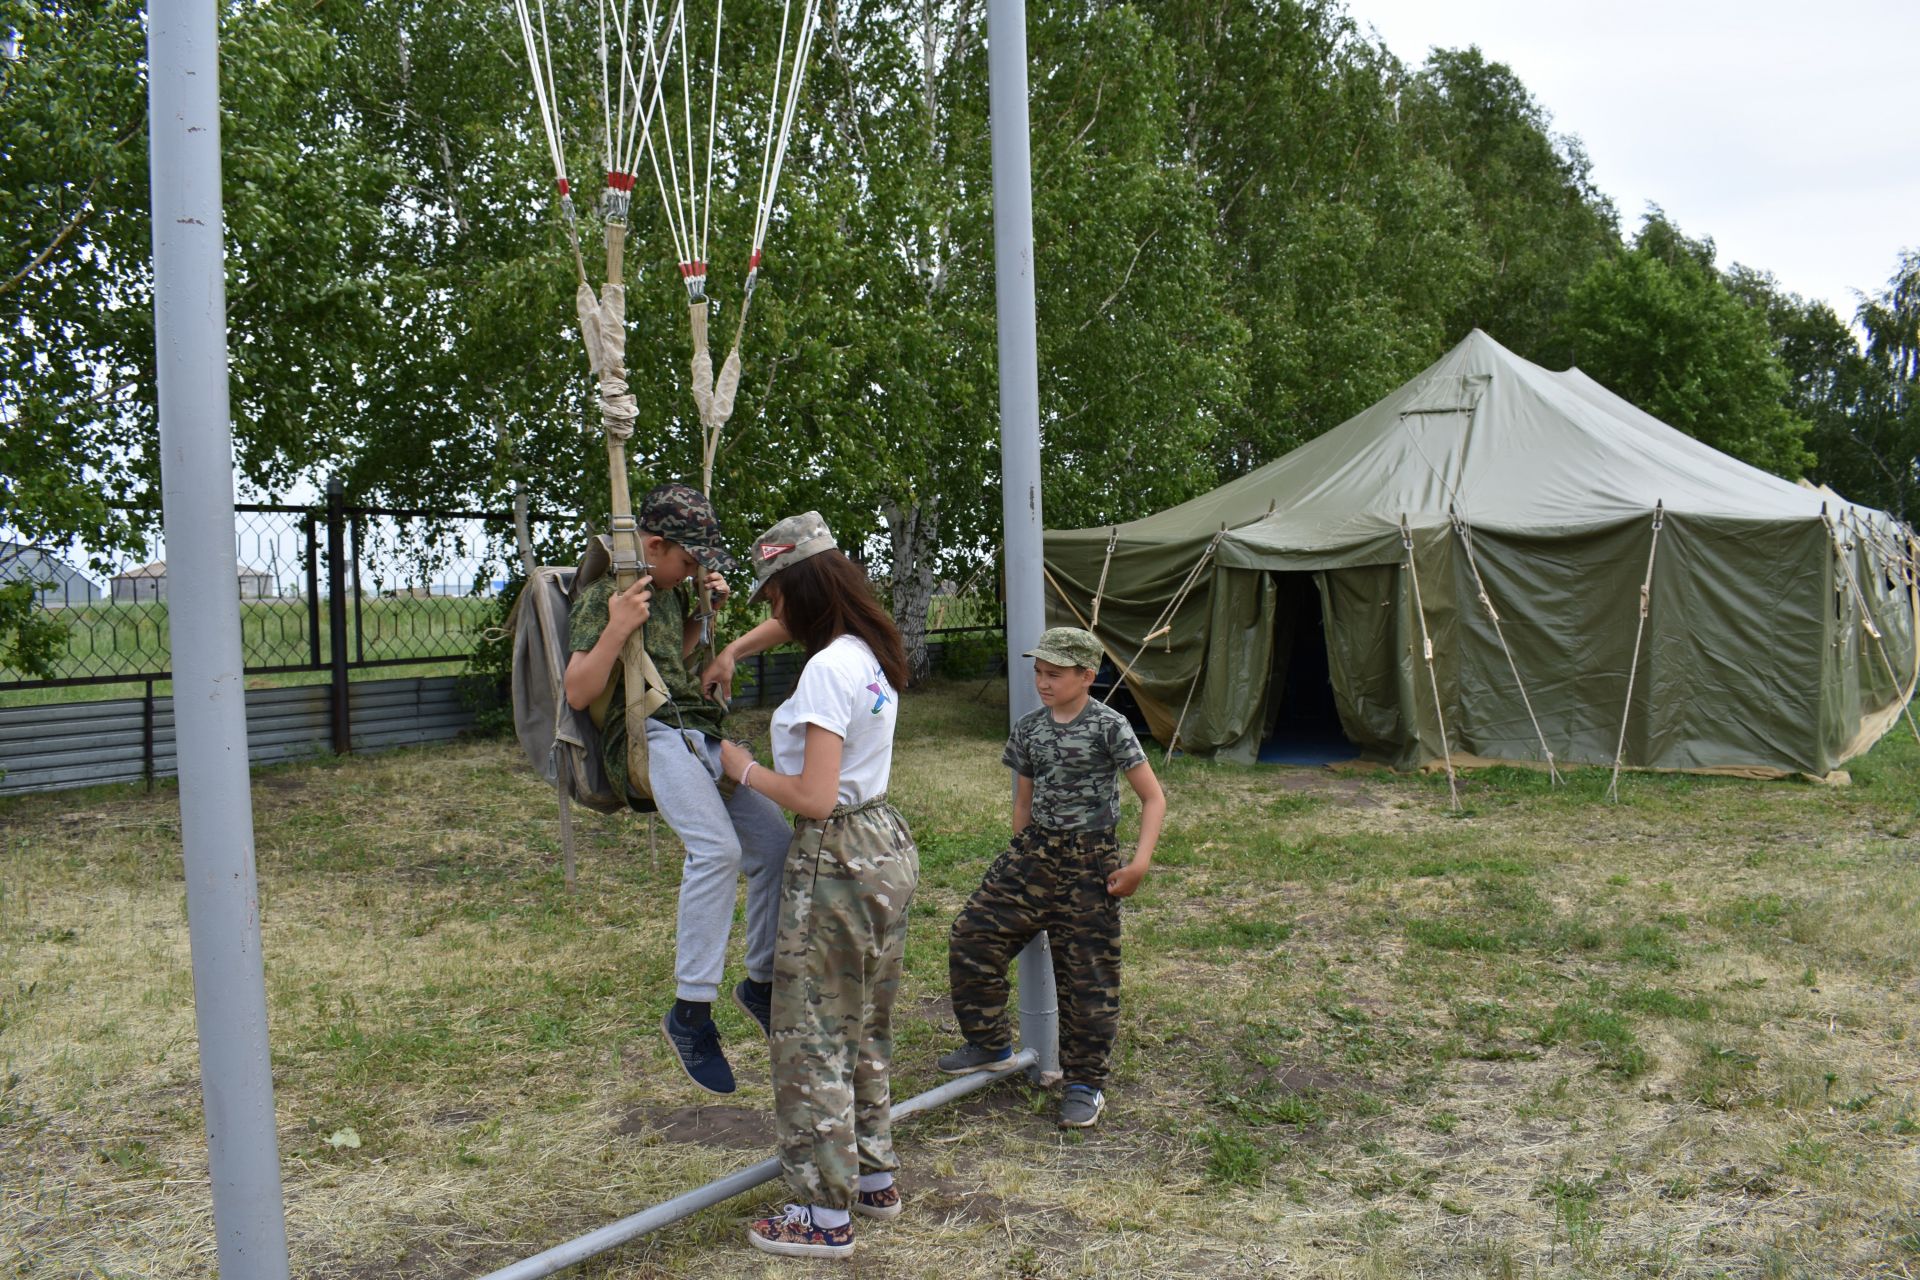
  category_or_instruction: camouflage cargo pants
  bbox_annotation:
[948,825,1123,1088]
[772,796,919,1210]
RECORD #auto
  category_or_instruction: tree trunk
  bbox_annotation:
[883,495,940,686]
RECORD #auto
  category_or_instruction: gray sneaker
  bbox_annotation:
[935,1042,1017,1074]
[1058,1084,1105,1128]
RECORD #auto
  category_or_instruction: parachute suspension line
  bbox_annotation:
[1401,517,1460,813]
[702,0,724,269]
[1826,510,1920,747]
[1448,505,1562,785]
[679,0,699,289]
[1089,527,1119,629]
[747,0,796,297]
[513,0,588,284]
[755,0,822,272]
[1607,501,1665,804]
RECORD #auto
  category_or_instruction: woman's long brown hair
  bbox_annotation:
[763,550,910,691]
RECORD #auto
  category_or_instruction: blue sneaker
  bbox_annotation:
[733,979,772,1037]
[661,1006,736,1095]
[936,1041,1016,1074]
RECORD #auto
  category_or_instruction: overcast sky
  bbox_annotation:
[1347,0,1919,325]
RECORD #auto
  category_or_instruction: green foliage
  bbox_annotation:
[0,579,67,679]
[1554,212,1813,478]
[1400,47,1618,359]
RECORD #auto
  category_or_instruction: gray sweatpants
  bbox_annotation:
[644,717,792,1002]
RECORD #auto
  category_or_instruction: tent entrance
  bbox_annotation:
[1259,572,1359,765]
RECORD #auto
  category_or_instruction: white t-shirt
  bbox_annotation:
[770,634,898,808]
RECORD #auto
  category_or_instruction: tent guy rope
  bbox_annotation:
[1608,501,1665,803]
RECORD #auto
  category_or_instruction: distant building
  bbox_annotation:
[0,542,104,608]
[110,560,274,603]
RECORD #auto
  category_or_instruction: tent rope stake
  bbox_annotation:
[1401,516,1460,811]
[1448,505,1561,784]
[1826,511,1920,746]
[1608,501,1665,803]
[1089,526,1118,629]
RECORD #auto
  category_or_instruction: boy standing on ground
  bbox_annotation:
[564,482,791,1096]
[939,626,1166,1128]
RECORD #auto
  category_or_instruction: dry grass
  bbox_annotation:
[5,679,1920,1278]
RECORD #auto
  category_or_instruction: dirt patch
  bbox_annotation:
[619,1103,773,1149]
[908,1173,1050,1228]
[1255,1061,1361,1095]
[1276,772,1384,808]
[430,1108,485,1129]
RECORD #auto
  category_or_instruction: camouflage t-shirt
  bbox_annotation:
[568,577,725,798]
[1002,699,1148,832]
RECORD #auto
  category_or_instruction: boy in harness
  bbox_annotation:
[564,482,792,1095]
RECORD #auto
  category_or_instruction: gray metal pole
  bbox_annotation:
[148,4,292,1276]
[475,1050,1038,1280]
[986,0,1060,1083]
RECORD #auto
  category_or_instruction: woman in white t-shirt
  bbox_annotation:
[712,511,918,1262]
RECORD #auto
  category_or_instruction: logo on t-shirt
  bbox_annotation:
[866,670,891,714]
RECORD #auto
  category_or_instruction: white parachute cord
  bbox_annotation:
[679,0,700,283]
[535,0,568,178]
[755,0,821,259]
[610,0,691,262]
[628,0,698,280]
[599,0,614,174]
[513,0,568,188]
[748,0,795,273]
[702,0,724,268]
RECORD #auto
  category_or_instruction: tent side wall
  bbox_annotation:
[1315,516,1849,777]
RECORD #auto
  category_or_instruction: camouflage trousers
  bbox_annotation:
[772,795,919,1210]
[949,825,1123,1088]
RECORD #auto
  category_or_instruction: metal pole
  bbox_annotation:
[326,477,351,752]
[475,1050,1037,1280]
[986,0,1060,1083]
[147,2,292,1274]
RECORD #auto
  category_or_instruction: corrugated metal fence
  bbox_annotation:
[0,631,1004,797]
[0,677,474,796]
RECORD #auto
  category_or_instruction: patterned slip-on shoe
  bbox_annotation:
[935,1041,1017,1075]
[1058,1083,1105,1128]
[661,1007,736,1096]
[732,978,772,1037]
[852,1184,902,1220]
[746,1205,855,1259]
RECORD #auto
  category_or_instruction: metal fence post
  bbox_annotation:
[987,0,1060,1082]
[146,1,291,1271]
[326,477,351,753]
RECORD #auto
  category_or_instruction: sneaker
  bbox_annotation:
[852,1184,902,1220]
[1058,1083,1105,1128]
[661,1006,736,1095]
[733,978,772,1037]
[746,1205,854,1259]
[935,1041,1017,1075]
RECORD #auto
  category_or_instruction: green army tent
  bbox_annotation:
[1043,330,1918,781]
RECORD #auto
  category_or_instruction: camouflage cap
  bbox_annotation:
[1023,626,1104,670]
[638,482,739,574]
[747,511,837,602]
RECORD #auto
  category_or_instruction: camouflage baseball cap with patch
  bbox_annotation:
[747,511,837,602]
[638,482,739,573]
[1023,626,1105,670]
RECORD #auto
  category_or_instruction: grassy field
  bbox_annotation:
[3,681,1919,1278]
